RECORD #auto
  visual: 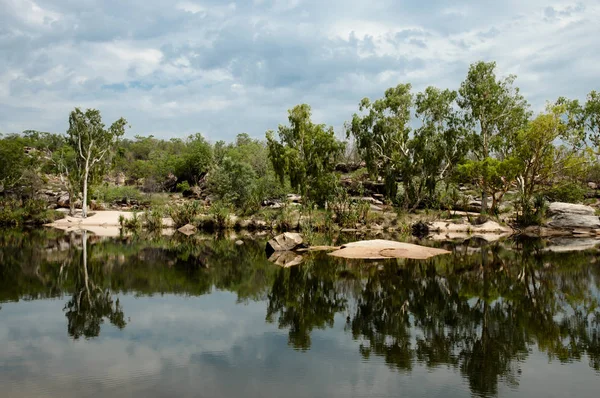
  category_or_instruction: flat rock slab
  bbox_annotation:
[548,202,595,216]
[427,220,512,234]
[547,214,600,229]
[328,239,450,260]
[268,251,304,267]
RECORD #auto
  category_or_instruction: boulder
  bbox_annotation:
[588,182,598,190]
[545,202,600,230]
[351,196,384,205]
[235,240,244,246]
[177,223,197,236]
[548,202,596,216]
[328,239,450,260]
[266,232,304,253]
[547,214,600,229]
[57,194,70,208]
[286,194,302,203]
[182,186,202,199]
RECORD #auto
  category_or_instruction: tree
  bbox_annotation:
[402,87,469,209]
[0,134,29,192]
[176,133,213,185]
[514,105,588,215]
[557,90,600,152]
[458,61,530,213]
[267,104,345,206]
[67,108,127,218]
[346,84,413,200]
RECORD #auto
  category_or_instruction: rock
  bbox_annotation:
[57,194,70,208]
[116,173,126,186]
[547,214,600,229]
[266,232,304,253]
[286,194,302,203]
[163,173,178,191]
[183,186,202,199]
[351,196,384,205]
[177,223,197,236]
[588,182,598,190]
[545,202,600,230]
[328,239,451,260]
[370,204,383,212]
[548,202,596,216]
[90,200,105,211]
[268,251,304,267]
[426,220,512,234]
[235,240,244,246]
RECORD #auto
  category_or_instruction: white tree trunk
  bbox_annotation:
[82,161,90,218]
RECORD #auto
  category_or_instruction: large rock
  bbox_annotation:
[57,194,70,208]
[328,239,450,260]
[548,202,595,216]
[546,202,600,230]
[547,214,600,229]
[266,232,304,253]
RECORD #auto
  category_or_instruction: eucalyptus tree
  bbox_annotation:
[67,108,127,218]
[557,90,600,152]
[346,83,413,200]
[266,104,345,206]
[458,61,530,213]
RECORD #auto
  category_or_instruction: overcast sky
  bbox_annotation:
[1,0,599,141]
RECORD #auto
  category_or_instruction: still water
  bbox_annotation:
[0,229,599,398]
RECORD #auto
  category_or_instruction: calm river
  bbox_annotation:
[0,229,599,397]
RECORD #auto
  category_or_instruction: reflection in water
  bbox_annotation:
[63,231,126,339]
[0,230,599,397]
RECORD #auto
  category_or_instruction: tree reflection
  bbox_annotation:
[63,231,126,339]
[266,258,347,350]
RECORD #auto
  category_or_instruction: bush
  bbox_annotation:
[122,212,142,232]
[169,201,202,228]
[209,201,232,230]
[544,182,586,204]
[141,208,164,232]
[92,185,143,204]
[0,198,63,226]
[176,181,190,193]
[517,194,548,227]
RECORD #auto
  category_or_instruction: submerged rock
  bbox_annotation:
[266,232,304,253]
[328,239,450,260]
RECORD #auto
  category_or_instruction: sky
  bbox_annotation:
[0,0,599,141]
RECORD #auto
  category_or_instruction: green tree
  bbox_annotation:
[267,104,345,206]
[67,108,127,217]
[458,61,530,213]
[346,84,413,200]
[0,134,29,192]
[176,133,213,185]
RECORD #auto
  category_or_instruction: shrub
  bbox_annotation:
[544,182,585,204]
[209,201,232,230]
[141,208,164,232]
[92,185,143,204]
[169,201,202,228]
[123,212,142,232]
[0,198,63,226]
[517,194,548,227]
[176,181,190,193]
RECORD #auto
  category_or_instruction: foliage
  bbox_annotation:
[141,208,165,232]
[0,198,63,226]
[169,201,202,228]
[176,181,191,193]
[175,133,213,185]
[209,200,232,230]
[544,182,586,204]
[267,104,345,206]
[92,185,143,204]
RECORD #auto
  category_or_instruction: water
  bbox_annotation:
[0,229,599,398]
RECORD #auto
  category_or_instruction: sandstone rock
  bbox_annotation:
[588,182,598,190]
[183,186,203,199]
[235,240,244,246]
[286,194,302,203]
[547,214,600,229]
[351,196,384,205]
[57,194,70,208]
[266,232,304,253]
[328,239,450,260]
[177,223,197,236]
[548,202,595,216]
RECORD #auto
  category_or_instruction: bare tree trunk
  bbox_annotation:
[82,161,90,218]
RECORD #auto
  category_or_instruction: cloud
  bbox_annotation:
[0,0,598,139]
